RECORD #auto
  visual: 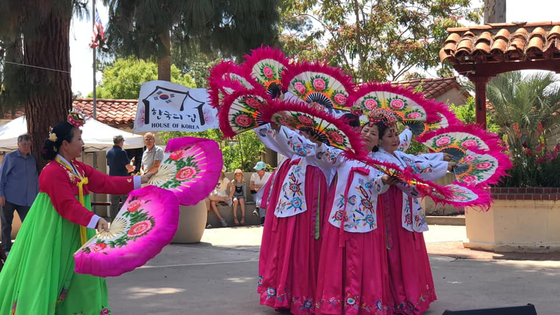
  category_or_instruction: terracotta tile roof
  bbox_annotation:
[2,109,26,120]
[440,22,560,65]
[2,99,138,128]
[392,77,468,100]
[73,98,138,128]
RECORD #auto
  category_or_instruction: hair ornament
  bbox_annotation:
[68,109,86,128]
[366,108,399,127]
[48,127,58,142]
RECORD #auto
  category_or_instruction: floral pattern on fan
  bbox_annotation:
[429,183,492,211]
[79,197,155,253]
[243,46,289,89]
[290,76,349,109]
[417,124,504,161]
[271,111,348,148]
[454,149,512,186]
[150,146,202,190]
[73,185,180,277]
[349,83,440,124]
[219,89,270,138]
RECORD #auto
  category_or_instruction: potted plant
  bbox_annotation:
[464,71,560,252]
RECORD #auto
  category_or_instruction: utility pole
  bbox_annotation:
[92,0,97,120]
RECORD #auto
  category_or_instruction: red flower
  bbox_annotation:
[524,148,533,156]
[334,93,347,105]
[389,98,405,110]
[294,82,306,95]
[297,115,314,126]
[461,139,478,148]
[313,78,326,91]
[244,96,261,109]
[234,114,254,128]
[169,149,185,161]
[407,112,421,119]
[176,166,197,181]
[127,200,142,212]
[100,307,111,315]
[328,130,344,145]
[363,98,378,110]
[263,66,274,79]
[128,220,153,238]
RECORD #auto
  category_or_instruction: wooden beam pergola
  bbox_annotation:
[439,22,560,129]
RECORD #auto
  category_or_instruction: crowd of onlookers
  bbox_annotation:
[205,161,271,228]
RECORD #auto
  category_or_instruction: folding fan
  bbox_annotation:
[348,83,440,125]
[454,148,512,186]
[282,62,355,111]
[219,89,271,138]
[416,124,505,161]
[260,99,366,157]
[148,136,223,206]
[430,183,492,211]
[243,46,290,99]
[404,102,463,136]
[74,185,180,277]
[359,156,453,200]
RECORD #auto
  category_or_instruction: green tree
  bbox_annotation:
[88,57,196,99]
[0,0,87,168]
[279,0,481,82]
[449,97,499,132]
[486,71,560,187]
[103,0,281,81]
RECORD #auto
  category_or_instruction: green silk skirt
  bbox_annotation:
[0,193,111,315]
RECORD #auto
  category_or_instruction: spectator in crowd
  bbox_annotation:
[230,169,246,225]
[205,167,232,228]
[0,134,39,255]
[106,135,136,220]
[140,132,164,175]
[249,161,271,224]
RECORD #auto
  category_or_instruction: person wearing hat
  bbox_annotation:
[249,161,271,224]
[106,135,136,220]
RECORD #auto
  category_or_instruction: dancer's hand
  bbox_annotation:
[141,172,156,184]
[447,162,457,172]
[382,175,399,186]
[443,153,453,161]
[97,218,110,232]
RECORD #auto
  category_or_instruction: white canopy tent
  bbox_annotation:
[0,116,144,151]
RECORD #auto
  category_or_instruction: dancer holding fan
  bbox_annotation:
[0,111,154,315]
[371,109,454,314]
[256,121,331,314]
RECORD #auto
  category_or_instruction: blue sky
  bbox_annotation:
[69,0,560,96]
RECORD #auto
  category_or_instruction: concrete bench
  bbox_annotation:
[206,171,265,228]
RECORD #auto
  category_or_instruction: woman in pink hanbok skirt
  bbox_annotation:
[255,124,330,314]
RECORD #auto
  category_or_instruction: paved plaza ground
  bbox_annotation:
[108,225,560,314]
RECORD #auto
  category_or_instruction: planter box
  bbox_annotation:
[464,187,560,253]
[171,200,207,244]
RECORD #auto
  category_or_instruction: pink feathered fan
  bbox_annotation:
[243,46,290,99]
[282,62,355,111]
[147,136,223,206]
[219,89,271,138]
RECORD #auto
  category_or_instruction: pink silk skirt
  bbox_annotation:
[315,177,391,315]
[382,186,437,314]
[258,165,328,314]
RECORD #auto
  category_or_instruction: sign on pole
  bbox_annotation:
[134,81,219,133]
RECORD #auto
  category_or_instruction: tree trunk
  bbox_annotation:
[484,0,506,23]
[23,12,72,171]
[157,31,172,81]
